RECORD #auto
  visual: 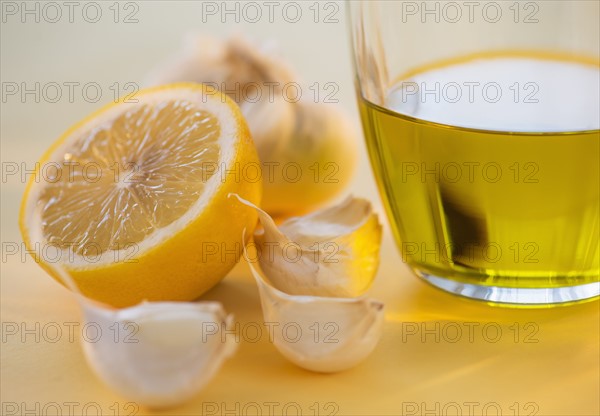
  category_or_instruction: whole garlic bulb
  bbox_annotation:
[146,34,357,218]
[145,34,298,159]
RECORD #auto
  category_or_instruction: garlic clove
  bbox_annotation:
[80,300,236,409]
[41,224,237,409]
[247,256,384,373]
[232,194,382,297]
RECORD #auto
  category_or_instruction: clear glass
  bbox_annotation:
[348,0,600,306]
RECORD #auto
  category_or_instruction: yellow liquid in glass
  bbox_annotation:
[358,55,599,289]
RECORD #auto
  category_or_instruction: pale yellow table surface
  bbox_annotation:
[1,2,599,415]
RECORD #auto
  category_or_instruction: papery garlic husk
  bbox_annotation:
[246,250,384,373]
[233,194,382,297]
[80,300,236,408]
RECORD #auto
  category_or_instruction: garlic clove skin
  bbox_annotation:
[247,259,384,373]
[80,300,236,409]
[233,194,382,297]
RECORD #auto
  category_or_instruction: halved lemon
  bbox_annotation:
[20,83,261,307]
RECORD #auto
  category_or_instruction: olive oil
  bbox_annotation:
[358,55,599,290]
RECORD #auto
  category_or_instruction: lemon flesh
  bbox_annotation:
[40,100,222,255]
